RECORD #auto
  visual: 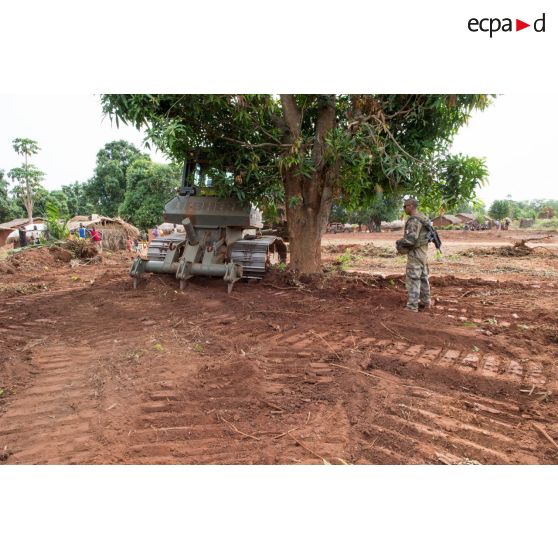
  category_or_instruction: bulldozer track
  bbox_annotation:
[1,271,557,464]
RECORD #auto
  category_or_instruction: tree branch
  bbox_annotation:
[280,95,302,139]
[221,136,292,149]
[369,115,423,164]
[312,94,336,168]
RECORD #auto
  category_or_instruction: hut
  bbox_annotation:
[68,215,139,250]
[0,217,46,247]
[456,213,475,223]
[431,215,462,227]
[381,220,404,231]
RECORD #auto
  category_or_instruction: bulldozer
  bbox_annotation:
[130,160,287,292]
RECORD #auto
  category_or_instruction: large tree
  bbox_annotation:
[489,199,511,221]
[119,159,181,231]
[8,138,44,223]
[85,140,146,216]
[101,94,491,273]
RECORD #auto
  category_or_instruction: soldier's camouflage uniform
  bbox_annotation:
[400,212,430,311]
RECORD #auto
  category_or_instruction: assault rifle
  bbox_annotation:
[421,217,442,252]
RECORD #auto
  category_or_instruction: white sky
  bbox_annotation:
[0,93,555,206]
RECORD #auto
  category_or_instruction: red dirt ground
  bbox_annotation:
[1,237,557,464]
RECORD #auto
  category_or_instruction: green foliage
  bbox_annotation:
[118,159,181,230]
[45,200,70,240]
[46,190,70,217]
[8,138,45,220]
[13,184,49,217]
[532,217,558,230]
[488,199,511,220]
[12,138,40,158]
[336,249,354,271]
[0,169,22,222]
[100,94,493,213]
[85,140,146,216]
[61,181,95,216]
[334,190,402,231]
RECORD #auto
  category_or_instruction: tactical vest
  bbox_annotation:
[406,215,430,247]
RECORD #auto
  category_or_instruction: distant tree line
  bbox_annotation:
[0,139,181,230]
[487,198,558,221]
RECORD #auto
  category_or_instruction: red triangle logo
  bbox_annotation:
[516,19,530,31]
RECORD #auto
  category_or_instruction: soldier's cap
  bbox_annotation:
[403,198,418,208]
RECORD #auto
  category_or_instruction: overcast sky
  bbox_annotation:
[0,94,555,207]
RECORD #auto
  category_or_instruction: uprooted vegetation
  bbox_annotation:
[458,237,558,258]
[63,238,100,259]
[0,241,100,276]
[324,243,396,258]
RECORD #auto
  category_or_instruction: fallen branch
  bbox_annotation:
[532,423,558,451]
[517,235,553,245]
[380,322,411,343]
[251,309,311,316]
[288,433,329,463]
[309,329,342,360]
[219,415,261,441]
[273,411,311,440]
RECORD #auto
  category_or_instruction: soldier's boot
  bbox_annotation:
[404,305,419,312]
[418,300,433,310]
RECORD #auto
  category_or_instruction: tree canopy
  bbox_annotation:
[119,159,181,231]
[101,94,492,272]
[489,199,511,220]
[8,137,45,222]
[85,140,146,216]
[0,169,21,222]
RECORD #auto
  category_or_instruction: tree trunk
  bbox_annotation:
[279,94,338,274]
[284,174,323,274]
[24,155,33,223]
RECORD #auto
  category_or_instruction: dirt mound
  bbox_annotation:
[3,247,65,272]
[0,261,17,274]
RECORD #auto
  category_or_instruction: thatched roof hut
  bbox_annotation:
[68,215,139,250]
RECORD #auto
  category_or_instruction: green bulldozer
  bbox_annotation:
[130,160,287,292]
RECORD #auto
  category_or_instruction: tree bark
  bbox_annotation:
[279,95,338,273]
[24,154,33,223]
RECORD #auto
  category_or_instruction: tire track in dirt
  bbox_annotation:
[176,312,554,464]
[0,344,101,464]
[2,272,556,464]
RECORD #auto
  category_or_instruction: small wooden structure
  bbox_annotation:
[0,218,46,247]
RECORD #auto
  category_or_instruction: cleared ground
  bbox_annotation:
[1,230,557,464]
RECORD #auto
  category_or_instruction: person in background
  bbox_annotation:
[90,225,103,253]
[31,225,40,245]
[151,226,159,239]
[18,225,28,248]
[78,223,88,239]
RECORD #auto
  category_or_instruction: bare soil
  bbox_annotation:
[1,233,557,465]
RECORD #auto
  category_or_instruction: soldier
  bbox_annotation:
[396,198,431,312]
